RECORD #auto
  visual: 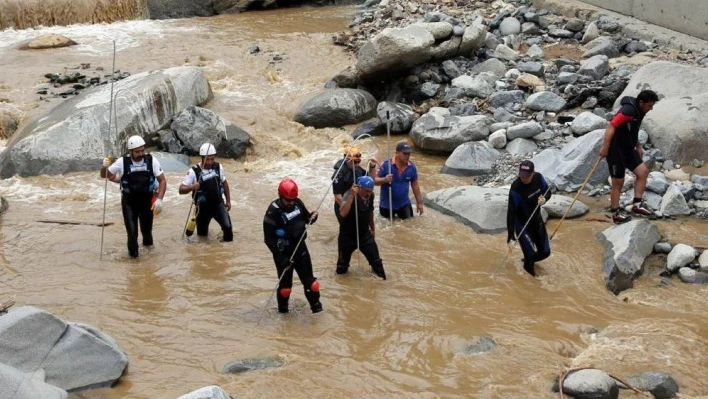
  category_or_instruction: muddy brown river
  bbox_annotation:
[1,6,707,399]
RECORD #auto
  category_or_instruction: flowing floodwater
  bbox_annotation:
[1,7,708,399]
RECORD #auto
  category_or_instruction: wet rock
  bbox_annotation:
[678,268,708,284]
[506,121,543,140]
[598,220,660,294]
[0,66,211,178]
[654,242,672,253]
[616,61,708,164]
[489,90,525,108]
[699,250,708,268]
[451,75,494,98]
[177,385,232,399]
[293,88,376,129]
[150,152,189,173]
[505,138,537,156]
[248,44,260,54]
[352,118,385,139]
[579,55,609,80]
[172,106,250,158]
[0,363,68,399]
[660,184,691,216]
[582,22,600,44]
[499,17,521,36]
[494,44,519,62]
[525,91,566,112]
[0,107,19,138]
[583,37,619,59]
[533,130,610,191]
[19,34,77,50]
[647,172,670,195]
[570,112,608,135]
[441,141,500,176]
[557,369,619,399]
[0,306,129,391]
[622,372,679,399]
[424,186,509,234]
[461,336,497,355]
[667,244,697,273]
[377,102,415,133]
[410,109,492,153]
[222,356,285,374]
[488,130,507,149]
[543,195,589,218]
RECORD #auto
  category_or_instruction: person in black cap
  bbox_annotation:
[375,141,424,219]
[599,89,659,224]
[506,160,553,277]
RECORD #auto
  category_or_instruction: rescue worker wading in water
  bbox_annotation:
[101,135,167,258]
[263,178,322,314]
[178,143,233,242]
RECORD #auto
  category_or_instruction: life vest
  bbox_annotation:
[120,154,156,195]
[271,199,309,248]
[193,162,223,204]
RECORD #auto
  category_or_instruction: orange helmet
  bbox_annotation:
[346,146,362,162]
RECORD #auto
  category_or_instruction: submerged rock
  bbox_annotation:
[222,356,285,374]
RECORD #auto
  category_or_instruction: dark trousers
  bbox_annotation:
[196,201,233,242]
[336,233,385,275]
[518,224,551,276]
[380,204,414,220]
[121,194,153,258]
[274,245,320,312]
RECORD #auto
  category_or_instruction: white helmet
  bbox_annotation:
[199,143,217,156]
[127,135,146,150]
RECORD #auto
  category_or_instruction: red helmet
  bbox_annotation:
[278,178,298,200]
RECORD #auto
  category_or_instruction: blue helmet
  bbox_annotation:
[357,175,374,189]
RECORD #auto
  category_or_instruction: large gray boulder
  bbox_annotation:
[660,184,691,216]
[376,102,415,133]
[293,89,376,129]
[424,186,509,234]
[532,130,610,191]
[542,195,589,218]
[171,106,250,158]
[622,372,679,399]
[678,268,708,284]
[0,67,211,178]
[150,152,189,173]
[356,25,435,81]
[597,220,661,294]
[441,141,500,176]
[666,244,697,273]
[614,61,708,164]
[0,364,68,399]
[177,385,232,399]
[148,0,215,19]
[0,306,128,392]
[561,369,619,399]
[410,108,493,153]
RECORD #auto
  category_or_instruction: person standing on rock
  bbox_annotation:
[263,178,322,314]
[178,143,233,242]
[375,141,424,219]
[599,89,659,224]
[101,135,167,258]
[336,176,386,279]
[507,161,552,277]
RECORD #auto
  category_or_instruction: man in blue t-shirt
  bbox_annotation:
[375,142,424,219]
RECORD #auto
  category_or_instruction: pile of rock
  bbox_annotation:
[655,242,708,284]
[551,368,680,399]
[38,65,132,100]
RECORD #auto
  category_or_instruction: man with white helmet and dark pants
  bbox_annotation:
[178,143,233,242]
[100,135,167,258]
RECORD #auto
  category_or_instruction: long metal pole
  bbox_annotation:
[99,39,116,261]
[386,111,393,227]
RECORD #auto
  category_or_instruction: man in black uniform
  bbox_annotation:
[101,135,167,258]
[332,146,378,214]
[263,178,322,314]
[599,89,659,224]
[507,161,552,277]
[178,143,233,241]
[336,176,386,280]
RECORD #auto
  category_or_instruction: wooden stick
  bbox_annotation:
[550,157,602,240]
[37,219,114,227]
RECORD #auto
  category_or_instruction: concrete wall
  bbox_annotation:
[581,0,708,41]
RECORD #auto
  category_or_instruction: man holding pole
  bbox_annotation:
[507,161,552,277]
[375,142,423,220]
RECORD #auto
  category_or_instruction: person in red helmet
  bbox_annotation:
[263,178,322,314]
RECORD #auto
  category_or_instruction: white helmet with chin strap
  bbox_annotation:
[127,135,146,150]
[199,143,217,156]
